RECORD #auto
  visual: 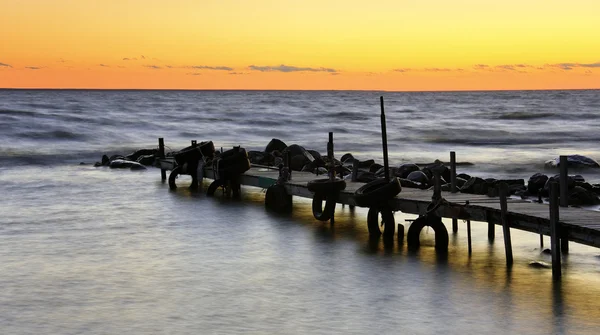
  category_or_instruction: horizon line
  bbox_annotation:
[1,87,599,93]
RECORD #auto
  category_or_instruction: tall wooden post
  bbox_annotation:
[467,219,472,255]
[327,132,335,224]
[499,183,513,267]
[488,219,495,242]
[158,137,166,181]
[450,151,457,193]
[559,155,569,254]
[380,96,390,182]
[549,182,562,279]
[559,155,568,207]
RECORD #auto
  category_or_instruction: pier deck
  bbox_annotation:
[203,166,600,249]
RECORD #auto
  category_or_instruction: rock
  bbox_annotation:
[461,176,489,195]
[360,159,376,169]
[568,186,600,206]
[109,159,147,170]
[395,163,420,179]
[369,163,383,173]
[136,154,156,166]
[265,138,287,153]
[527,173,549,194]
[340,153,355,163]
[290,154,309,171]
[545,154,600,169]
[455,177,467,189]
[406,171,429,184]
[422,160,450,182]
[399,178,427,189]
[282,144,315,163]
[307,150,324,165]
[457,173,471,180]
[125,148,157,162]
[356,171,377,183]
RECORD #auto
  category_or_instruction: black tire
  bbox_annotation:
[307,178,346,194]
[367,207,395,238]
[312,192,338,221]
[406,215,449,251]
[207,179,224,197]
[353,178,401,207]
[168,166,182,190]
[265,184,293,214]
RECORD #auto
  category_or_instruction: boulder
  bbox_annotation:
[545,154,600,169]
[265,138,287,153]
[395,163,420,179]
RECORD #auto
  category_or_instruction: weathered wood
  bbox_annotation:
[192,167,600,250]
[500,183,513,267]
[550,182,562,279]
[467,219,472,255]
[380,96,390,182]
[450,151,457,193]
[560,155,568,207]
[158,138,166,181]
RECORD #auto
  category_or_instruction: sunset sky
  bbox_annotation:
[1,0,599,90]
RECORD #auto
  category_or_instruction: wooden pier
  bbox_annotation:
[197,166,600,249]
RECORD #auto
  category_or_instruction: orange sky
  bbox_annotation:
[1,0,599,90]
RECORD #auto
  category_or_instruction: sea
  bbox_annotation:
[1,89,600,334]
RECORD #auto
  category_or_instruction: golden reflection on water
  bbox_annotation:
[161,180,600,332]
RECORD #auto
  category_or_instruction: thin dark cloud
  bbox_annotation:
[393,68,411,73]
[0,62,12,68]
[123,57,137,61]
[228,72,247,75]
[249,64,338,73]
[99,64,109,67]
[187,72,202,76]
[556,62,600,69]
[25,66,41,70]
[424,67,455,72]
[141,55,146,60]
[145,65,162,69]
[189,65,234,71]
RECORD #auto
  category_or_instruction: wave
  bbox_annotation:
[18,130,86,141]
[495,112,558,120]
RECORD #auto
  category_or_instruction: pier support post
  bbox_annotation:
[450,151,458,233]
[559,155,568,207]
[499,183,513,267]
[380,96,390,182]
[488,220,495,242]
[467,219,472,255]
[327,132,335,224]
[158,137,166,181]
[351,159,359,182]
[540,234,544,248]
[397,223,404,243]
[549,182,562,280]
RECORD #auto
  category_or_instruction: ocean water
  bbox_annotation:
[1,89,600,334]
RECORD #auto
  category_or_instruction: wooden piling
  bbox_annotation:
[327,132,335,224]
[397,223,404,243]
[158,137,166,181]
[488,220,495,242]
[467,219,472,255]
[549,182,562,279]
[380,96,390,182]
[450,151,457,193]
[559,155,568,207]
[540,234,544,248]
[499,183,513,267]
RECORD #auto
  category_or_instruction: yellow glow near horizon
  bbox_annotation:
[1,0,599,90]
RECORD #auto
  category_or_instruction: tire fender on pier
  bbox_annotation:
[307,178,346,222]
[265,184,293,214]
[367,206,395,238]
[407,214,449,252]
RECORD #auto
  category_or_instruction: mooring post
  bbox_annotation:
[549,182,562,279]
[380,96,390,182]
[450,151,457,193]
[487,209,495,242]
[397,223,404,243]
[540,234,544,248]
[499,183,513,267]
[327,132,335,224]
[158,137,166,181]
[191,140,197,147]
[559,155,568,207]
[467,219,472,255]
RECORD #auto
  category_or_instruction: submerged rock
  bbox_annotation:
[545,155,600,169]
